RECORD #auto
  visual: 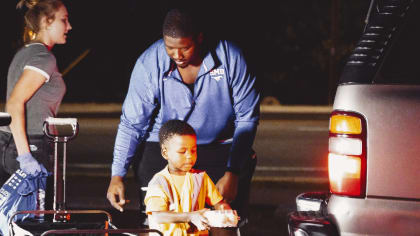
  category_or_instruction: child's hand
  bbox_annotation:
[190,208,210,231]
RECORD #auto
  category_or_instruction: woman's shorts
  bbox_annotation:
[0,131,53,185]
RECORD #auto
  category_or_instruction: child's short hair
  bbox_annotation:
[159,119,196,147]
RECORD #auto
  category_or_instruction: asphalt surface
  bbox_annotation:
[57,103,333,120]
[1,103,333,119]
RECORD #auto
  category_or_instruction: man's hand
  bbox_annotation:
[216,171,239,203]
[17,152,41,176]
[107,176,127,212]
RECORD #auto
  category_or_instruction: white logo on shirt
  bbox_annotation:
[210,69,225,81]
[210,69,225,76]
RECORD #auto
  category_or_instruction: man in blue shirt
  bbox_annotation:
[107,8,260,229]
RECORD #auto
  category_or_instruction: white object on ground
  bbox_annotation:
[203,210,239,228]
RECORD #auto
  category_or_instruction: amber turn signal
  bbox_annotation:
[330,115,362,134]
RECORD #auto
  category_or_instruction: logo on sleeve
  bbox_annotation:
[210,68,225,81]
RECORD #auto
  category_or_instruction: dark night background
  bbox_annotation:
[1,0,370,105]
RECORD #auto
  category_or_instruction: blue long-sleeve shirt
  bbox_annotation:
[112,39,260,177]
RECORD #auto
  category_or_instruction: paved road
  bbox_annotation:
[55,116,330,235]
[64,117,330,183]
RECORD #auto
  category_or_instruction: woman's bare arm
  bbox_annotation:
[6,69,46,155]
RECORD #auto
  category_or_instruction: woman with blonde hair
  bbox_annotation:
[0,0,72,188]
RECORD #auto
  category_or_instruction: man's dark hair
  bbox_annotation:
[162,8,200,38]
[159,119,196,147]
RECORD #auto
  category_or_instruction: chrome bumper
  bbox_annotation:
[287,192,339,236]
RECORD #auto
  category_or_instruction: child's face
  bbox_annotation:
[161,134,197,175]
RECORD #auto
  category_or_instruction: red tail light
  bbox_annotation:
[328,111,366,197]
